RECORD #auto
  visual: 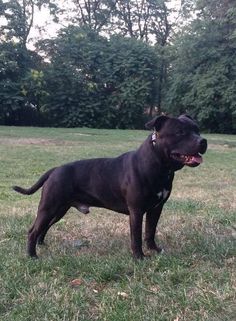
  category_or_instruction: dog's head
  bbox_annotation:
[146,115,207,170]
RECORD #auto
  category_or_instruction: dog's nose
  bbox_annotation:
[199,138,207,154]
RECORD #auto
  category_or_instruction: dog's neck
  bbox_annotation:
[134,137,174,191]
[138,134,184,173]
[136,135,172,174]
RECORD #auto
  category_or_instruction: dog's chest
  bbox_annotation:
[156,188,170,202]
[152,188,170,207]
[146,172,173,209]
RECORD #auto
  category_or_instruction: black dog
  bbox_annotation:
[13,115,207,259]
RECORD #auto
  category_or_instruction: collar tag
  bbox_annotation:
[152,129,159,146]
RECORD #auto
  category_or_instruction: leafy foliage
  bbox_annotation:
[0,0,235,132]
[64,0,172,44]
[0,0,58,45]
[40,27,159,128]
[0,42,44,125]
[165,0,236,133]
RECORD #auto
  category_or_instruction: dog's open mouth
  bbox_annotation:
[171,153,203,167]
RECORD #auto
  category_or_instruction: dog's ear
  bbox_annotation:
[178,114,193,120]
[178,114,198,127]
[178,114,194,122]
[145,115,169,131]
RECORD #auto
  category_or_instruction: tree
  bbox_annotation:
[0,0,59,125]
[110,0,172,114]
[60,0,172,45]
[165,0,236,133]
[38,27,109,127]
[112,0,171,45]
[39,27,159,128]
[64,0,172,114]
[0,41,46,125]
[104,35,160,128]
[68,0,116,32]
[0,0,58,47]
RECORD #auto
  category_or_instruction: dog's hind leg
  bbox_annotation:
[27,212,52,258]
[27,205,69,258]
[37,206,70,245]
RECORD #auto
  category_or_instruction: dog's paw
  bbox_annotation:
[29,254,39,260]
[37,240,47,246]
[133,251,145,260]
[146,242,163,253]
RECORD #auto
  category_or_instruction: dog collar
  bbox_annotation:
[151,130,159,146]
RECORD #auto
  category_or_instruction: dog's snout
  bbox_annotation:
[199,138,207,154]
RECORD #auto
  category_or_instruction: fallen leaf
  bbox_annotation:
[117,291,129,299]
[149,285,160,293]
[70,279,83,287]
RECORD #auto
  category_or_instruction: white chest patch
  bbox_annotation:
[157,191,163,198]
[163,189,169,200]
[156,189,169,201]
[154,189,170,208]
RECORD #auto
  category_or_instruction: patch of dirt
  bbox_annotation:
[208,143,236,151]
[0,137,77,146]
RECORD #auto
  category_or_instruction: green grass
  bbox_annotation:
[0,126,235,321]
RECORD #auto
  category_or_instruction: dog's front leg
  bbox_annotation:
[145,205,163,253]
[129,208,145,259]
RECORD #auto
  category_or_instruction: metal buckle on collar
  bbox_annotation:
[151,129,159,146]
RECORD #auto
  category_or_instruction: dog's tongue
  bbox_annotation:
[191,154,203,164]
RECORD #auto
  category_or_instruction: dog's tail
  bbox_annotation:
[12,167,56,195]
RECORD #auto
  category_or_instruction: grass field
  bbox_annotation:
[0,126,235,321]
